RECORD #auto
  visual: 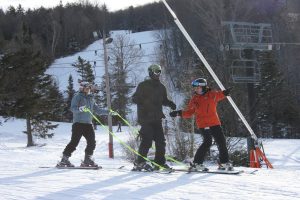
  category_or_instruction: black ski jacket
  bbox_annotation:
[132,78,175,124]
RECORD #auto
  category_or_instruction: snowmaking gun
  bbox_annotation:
[161,0,273,169]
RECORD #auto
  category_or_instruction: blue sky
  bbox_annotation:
[0,0,159,11]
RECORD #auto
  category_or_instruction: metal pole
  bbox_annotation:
[103,31,114,158]
[161,0,257,141]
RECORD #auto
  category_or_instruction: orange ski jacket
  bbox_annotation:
[182,90,226,128]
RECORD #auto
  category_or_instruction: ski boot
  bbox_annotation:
[153,163,173,172]
[57,154,74,167]
[81,154,99,168]
[189,162,209,172]
[218,162,234,171]
[132,162,154,172]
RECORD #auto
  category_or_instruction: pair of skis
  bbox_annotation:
[39,166,102,170]
[39,166,245,175]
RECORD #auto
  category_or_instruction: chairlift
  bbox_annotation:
[230,59,261,83]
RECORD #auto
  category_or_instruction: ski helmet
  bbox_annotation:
[79,81,92,91]
[148,64,162,80]
[191,78,209,94]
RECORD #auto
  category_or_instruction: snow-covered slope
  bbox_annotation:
[46,30,161,93]
[1,117,300,200]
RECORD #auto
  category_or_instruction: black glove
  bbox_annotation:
[169,101,176,110]
[223,87,233,96]
[169,110,182,117]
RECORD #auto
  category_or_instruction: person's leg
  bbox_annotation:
[82,124,96,156]
[137,122,154,164]
[210,125,229,164]
[63,123,83,157]
[81,124,98,166]
[193,128,213,164]
[153,120,166,165]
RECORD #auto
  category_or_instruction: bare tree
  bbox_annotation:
[102,33,145,118]
[109,34,144,71]
[51,20,61,57]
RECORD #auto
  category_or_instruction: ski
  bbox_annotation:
[39,166,101,170]
[57,166,101,170]
[173,168,243,175]
[130,169,174,174]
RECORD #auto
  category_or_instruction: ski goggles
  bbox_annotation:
[153,69,161,75]
[191,81,206,88]
[80,82,92,88]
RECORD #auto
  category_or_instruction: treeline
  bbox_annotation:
[0,2,108,59]
[110,2,168,32]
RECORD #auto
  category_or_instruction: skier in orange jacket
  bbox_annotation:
[170,78,233,171]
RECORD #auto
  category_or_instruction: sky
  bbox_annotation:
[0,0,160,12]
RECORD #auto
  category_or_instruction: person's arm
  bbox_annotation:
[181,97,196,118]
[169,97,196,118]
[212,90,226,102]
[162,86,176,110]
[70,95,81,114]
[132,84,142,104]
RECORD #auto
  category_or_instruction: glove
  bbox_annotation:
[169,101,176,110]
[223,87,233,96]
[169,110,182,117]
[79,105,88,112]
[109,110,118,116]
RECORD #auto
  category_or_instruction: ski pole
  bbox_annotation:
[110,109,186,167]
[85,108,167,170]
[161,0,258,141]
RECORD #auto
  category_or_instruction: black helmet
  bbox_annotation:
[148,64,161,80]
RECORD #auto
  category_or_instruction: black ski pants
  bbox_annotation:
[137,120,166,165]
[63,123,96,157]
[193,125,229,164]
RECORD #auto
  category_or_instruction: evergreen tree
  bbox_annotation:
[45,81,65,121]
[72,56,95,83]
[0,23,62,146]
[64,74,76,122]
[255,52,300,138]
[110,66,130,118]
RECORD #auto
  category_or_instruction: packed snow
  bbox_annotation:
[0,117,300,200]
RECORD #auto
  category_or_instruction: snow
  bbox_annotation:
[1,117,300,200]
[1,30,300,199]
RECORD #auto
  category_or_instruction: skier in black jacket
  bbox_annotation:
[132,64,176,171]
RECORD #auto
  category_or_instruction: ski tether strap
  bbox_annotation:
[85,108,167,170]
[161,0,257,141]
[110,109,185,167]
